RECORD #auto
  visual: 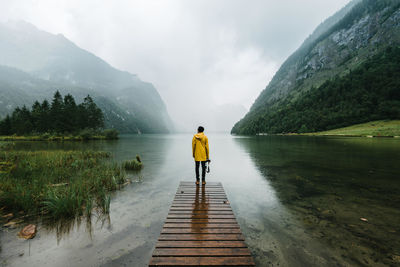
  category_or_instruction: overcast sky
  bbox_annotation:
[1,0,352,131]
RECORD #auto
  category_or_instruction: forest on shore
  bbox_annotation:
[0,91,105,136]
[232,46,400,134]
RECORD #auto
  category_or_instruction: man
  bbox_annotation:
[192,126,209,185]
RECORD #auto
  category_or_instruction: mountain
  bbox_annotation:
[232,0,400,134]
[0,21,173,133]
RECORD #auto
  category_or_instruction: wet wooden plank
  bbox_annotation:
[170,209,231,213]
[163,223,240,228]
[178,185,223,187]
[153,248,251,256]
[178,187,224,189]
[175,196,227,198]
[172,201,230,204]
[149,256,255,266]
[165,219,238,224]
[168,211,234,215]
[177,191,225,194]
[155,240,248,248]
[169,206,232,210]
[161,228,242,234]
[179,182,221,184]
[149,181,255,266]
[176,192,226,195]
[170,206,232,210]
[175,197,227,199]
[167,215,236,219]
[176,189,224,191]
[158,234,244,241]
[176,196,227,198]
[167,216,236,220]
[175,195,227,199]
[176,191,226,193]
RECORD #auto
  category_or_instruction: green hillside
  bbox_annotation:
[305,120,400,137]
[0,65,141,133]
[232,0,400,135]
[0,21,173,133]
[233,47,400,134]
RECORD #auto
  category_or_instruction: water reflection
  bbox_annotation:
[1,134,399,266]
[234,135,400,266]
[191,185,208,236]
[1,134,175,267]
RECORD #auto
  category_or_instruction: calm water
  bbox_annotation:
[1,134,399,266]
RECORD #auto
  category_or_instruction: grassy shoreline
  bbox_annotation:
[0,135,108,141]
[0,129,119,141]
[0,150,130,224]
[274,120,400,138]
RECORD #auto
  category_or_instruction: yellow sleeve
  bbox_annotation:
[192,136,196,157]
[205,137,209,159]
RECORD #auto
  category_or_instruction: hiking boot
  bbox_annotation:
[195,180,200,185]
[202,180,206,185]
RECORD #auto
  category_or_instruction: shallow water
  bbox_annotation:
[1,134,399,266]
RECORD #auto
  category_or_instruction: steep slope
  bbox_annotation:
[0,21,173,133]
[232,0,400,134]
[0,65,141,133]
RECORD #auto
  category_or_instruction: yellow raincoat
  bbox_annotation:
[192,132,209,161]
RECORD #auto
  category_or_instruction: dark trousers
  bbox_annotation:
[195,161,206,181]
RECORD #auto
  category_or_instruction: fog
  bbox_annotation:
[0,0,351,132]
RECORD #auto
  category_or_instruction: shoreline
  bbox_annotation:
[271,133,400,138]
[256,120,400,138]
[0,135,108,141]
[0,135,110,141]
[0,133,119,142]
[0,129,119,142]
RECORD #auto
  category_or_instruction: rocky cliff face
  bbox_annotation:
[233,0,400,134]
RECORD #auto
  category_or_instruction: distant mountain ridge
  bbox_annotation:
[232,0,400,134]
[0,20,173,133]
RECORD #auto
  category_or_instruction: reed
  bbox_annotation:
[0,150,127,221]
[122,155,143,171]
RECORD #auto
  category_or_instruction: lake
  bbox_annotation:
[1,134,399,266]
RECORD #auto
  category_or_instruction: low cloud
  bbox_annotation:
[0,0,351,131]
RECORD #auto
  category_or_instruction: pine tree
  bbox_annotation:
[81,95,104,129]
[10,106,33,135]
[39,100,51,133]
[50,91,64,133]
[0,115,12,135]
[31,101,42,133]
[63,94,78,133]
[0,91,105,136]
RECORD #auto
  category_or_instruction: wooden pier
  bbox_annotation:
[149,181,255,266]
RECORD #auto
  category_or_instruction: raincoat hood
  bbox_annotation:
[194,132,205,139]
[192,132,209,161]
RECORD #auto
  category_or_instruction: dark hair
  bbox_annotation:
[197,126,204,132]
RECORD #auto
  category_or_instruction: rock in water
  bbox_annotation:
[18,224,36,239]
